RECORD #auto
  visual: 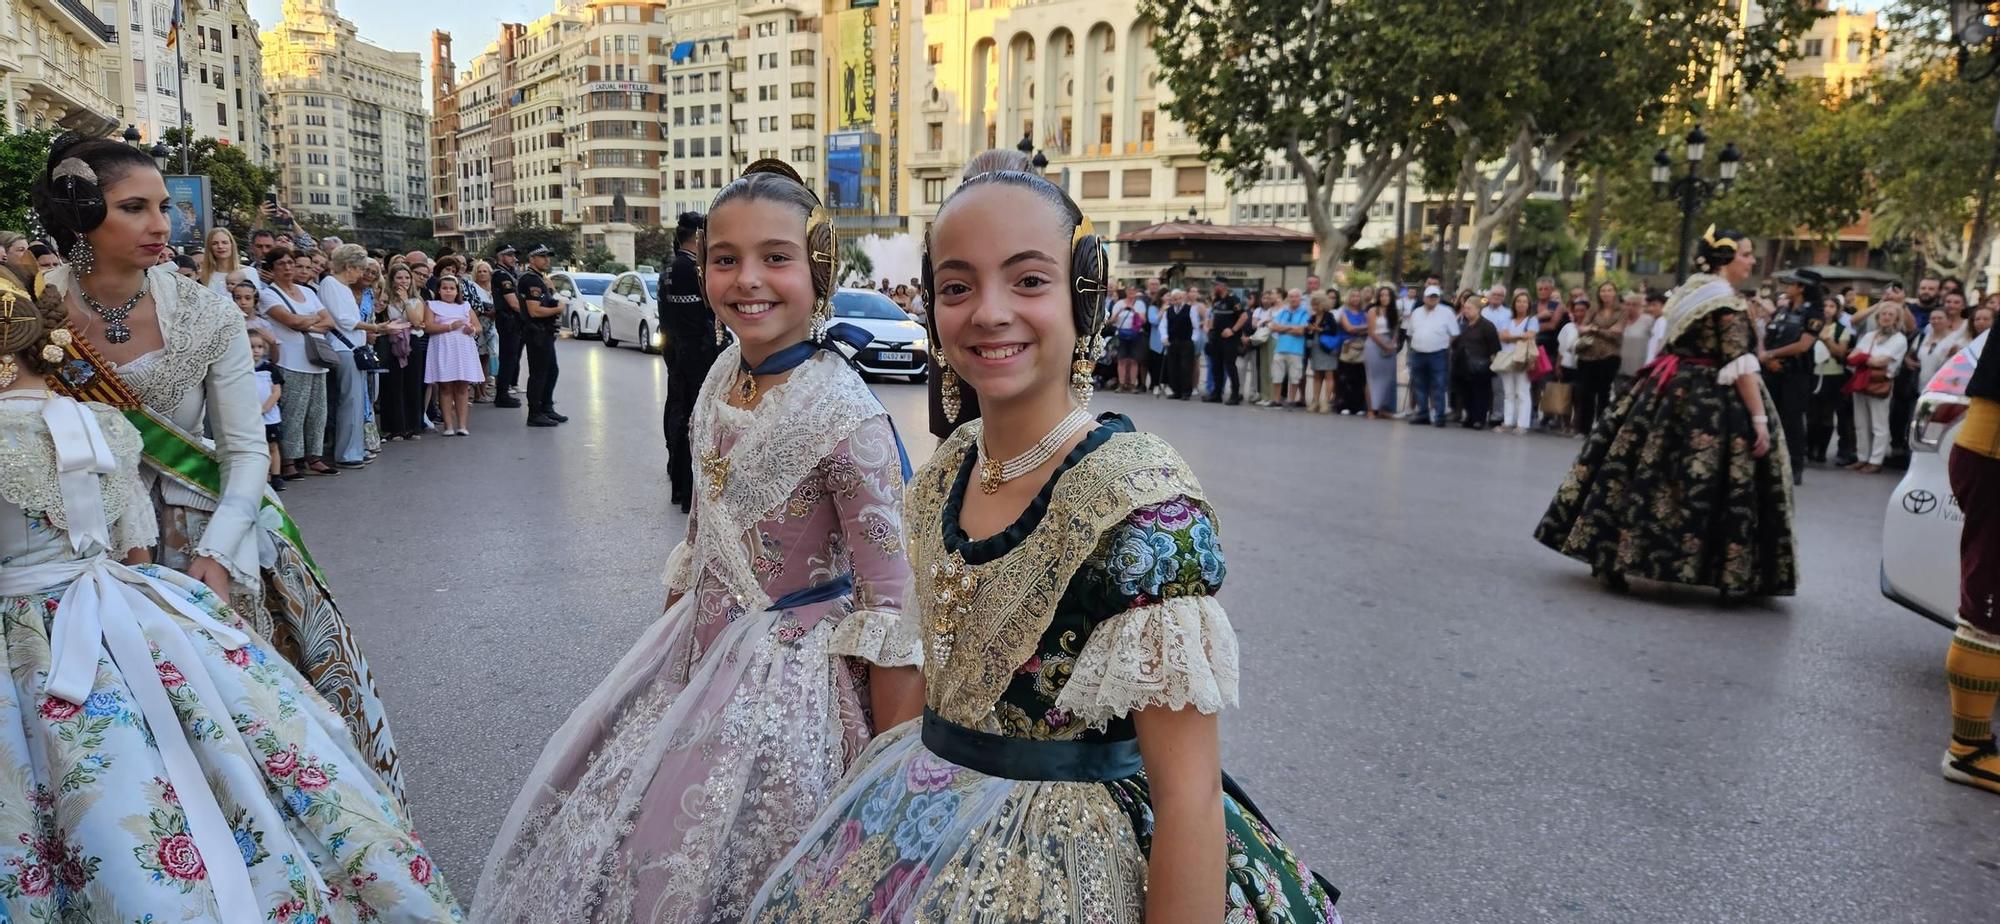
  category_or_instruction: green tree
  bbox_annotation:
[0,121,58,236]
[837,239,873,286]
[484,214,577,262]
[634,226,675,270]
[1503,200,1577,284]
[158,128,278,234]
[579,245,629,273]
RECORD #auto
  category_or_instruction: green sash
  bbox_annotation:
[48,325,326,583]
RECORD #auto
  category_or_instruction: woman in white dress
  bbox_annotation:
[0,268,460,922]
[32,134,407,791]
[474,159,923,922]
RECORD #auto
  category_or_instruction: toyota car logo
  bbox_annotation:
[1903,489,1940,516]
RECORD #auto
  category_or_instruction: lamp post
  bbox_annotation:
[1652,124,1740,283]
[149,142,170,174]
[1949,2,2000,283]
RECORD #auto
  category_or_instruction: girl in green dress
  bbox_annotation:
[744,154,1338,923]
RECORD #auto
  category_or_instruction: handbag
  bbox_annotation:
[328,327,382,372]
[1491,339,1529,373]
[265,284,338,369]
[1317,332,1342,352]
[1247,326,1272,346]
[1540,380,1574,417]
[1528,345,1555,382]
[1339,338,1365,363]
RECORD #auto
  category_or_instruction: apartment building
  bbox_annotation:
[263,0,427,226]
[732,0,823,210]
[661,0,739,221]
[453,43,505,253]
[431,31,460,246]
[503,8,578,230]
[822,0,902,233]
[0,0,121,135]
[183,0,270,163]
[571,0,676,245]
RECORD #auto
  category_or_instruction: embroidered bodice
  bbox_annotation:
[911,414,1240,735]
[662,347,915,672]
[0,393,156,567]
[1669,307,1752,364]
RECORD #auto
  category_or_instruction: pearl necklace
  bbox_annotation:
[976,407,1094,495]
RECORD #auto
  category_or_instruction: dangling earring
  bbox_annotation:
[810,297,830,342]
[1070,335,1096,406]
[65,239,94,278]
[714,321,725,346]
[940,361,961,423]
[0,357,17,388]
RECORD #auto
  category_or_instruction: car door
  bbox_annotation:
[605,273,638,343]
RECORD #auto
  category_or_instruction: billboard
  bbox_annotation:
[162,175,212,250]
[826,132,865,210]
[836,9,875,129]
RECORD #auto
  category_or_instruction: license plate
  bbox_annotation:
[877,351,912,363]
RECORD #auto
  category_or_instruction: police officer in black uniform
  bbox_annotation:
[490,245,525,409]
[660,211,720,512]
[517,245,567,427]
[1764,270,1825,485]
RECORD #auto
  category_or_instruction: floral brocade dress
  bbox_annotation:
[0,392,459,923]
[746,414,1339,923]
[1534,295,1798,596]
[472,348,918,922]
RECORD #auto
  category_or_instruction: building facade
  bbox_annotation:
[263,0,427,227]
[430,30,460,247]
[0,0,121,135]
[570,0,676,245]
[452,42,504,253]
[660,0,740,223]
[733,0,822,213]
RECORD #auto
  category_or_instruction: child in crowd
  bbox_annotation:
[234,280,272,339]
[251,330,286,491]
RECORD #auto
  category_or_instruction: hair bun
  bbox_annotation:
[43,131,91,173]
[742,158,806,187]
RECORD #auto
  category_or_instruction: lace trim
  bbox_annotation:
[661,540,695,591]
[1716,352,1760,385]
[909,423,1213,726]
[686,346,884,613]
[48,266,237,413]
[0,402,151,551]
[1055,594,1240,731]
[826,605,923,668]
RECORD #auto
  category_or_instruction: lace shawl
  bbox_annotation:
[683,344,889,614]
[908,422,1213,727]
[0,401,157,554]
[1662,274,1743,346]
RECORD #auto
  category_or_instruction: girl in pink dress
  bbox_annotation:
[423,274,483,436]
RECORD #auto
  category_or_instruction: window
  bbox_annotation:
[691,138,706,157]
[1098,114,1113,145]
[1081,170,1110,199]
[672,75,684,93]
[791,146,817,162]
[923,177,945,203]
[1121,169,1151,198]
[791,49,815,67]
[1175,167,1206,196]
[1802,38,1823,57]
[791,113,816,130]
[927,122,944,151]
[791,82,815,98]
[927,44,943,65]
[1140,110,1155,143]
[758,52,779,69]
[216,102,227,125]
[1848,37,1863,61]
[690,74,704,92]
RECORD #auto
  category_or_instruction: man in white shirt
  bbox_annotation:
[1405,285,1461,425]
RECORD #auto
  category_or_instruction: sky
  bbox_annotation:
[248,0,554,85]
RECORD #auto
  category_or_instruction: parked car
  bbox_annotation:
[828,288,928,382]
[600,271,663,353]
[1881,328,1985,627]
[551,271,614,338]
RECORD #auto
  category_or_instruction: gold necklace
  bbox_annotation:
[929,549,977,670]
[733,368,759,404]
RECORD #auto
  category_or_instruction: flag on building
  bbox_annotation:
[165,0,184,49]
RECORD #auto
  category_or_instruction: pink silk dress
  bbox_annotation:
[472,348,918,922]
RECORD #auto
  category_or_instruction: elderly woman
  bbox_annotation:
[314,243,374,468]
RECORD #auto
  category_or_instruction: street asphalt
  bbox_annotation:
[283,338,2000,922]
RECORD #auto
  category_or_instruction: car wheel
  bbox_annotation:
[603,323,620,348]
[639,322,656,354]
[567,313,577,334]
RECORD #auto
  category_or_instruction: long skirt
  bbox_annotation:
[1364,338,1398,413]
[154,499,406,795]
[0,558,459,922]
[1166,341,1198,397]
[1534,362,1797,595]
[473,591,871,923]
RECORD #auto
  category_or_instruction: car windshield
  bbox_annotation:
[833,290,911,320]
[573,277,610,296]
[644,276,659,298]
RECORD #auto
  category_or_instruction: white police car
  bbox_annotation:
[1881,328,1985,627]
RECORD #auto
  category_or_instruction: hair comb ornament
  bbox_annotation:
[51,158,98,184]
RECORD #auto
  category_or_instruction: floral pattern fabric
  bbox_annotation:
[1535,308,1798,595]
[746,419,1337,923]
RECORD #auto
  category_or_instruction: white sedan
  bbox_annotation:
[829,288,929,382]
[1881,328,1985,627]
[551,271,614,338]
[599,270,664,353]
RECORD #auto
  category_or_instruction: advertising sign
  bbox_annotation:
[162,175,212,250]
[826,132,865,210]
[837,10,875,128]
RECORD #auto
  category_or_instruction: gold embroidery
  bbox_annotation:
[700,449,731,501]
[908,421,1212,727]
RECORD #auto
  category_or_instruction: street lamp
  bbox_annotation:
[1952,1,2000,79]
[1652,123,1740,283]
[148,142,170,173]
[121,124,141,145]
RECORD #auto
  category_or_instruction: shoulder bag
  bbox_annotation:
[327,327,382,372]
[267,285,339,369]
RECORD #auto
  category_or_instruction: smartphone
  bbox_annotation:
[264,192,278,206]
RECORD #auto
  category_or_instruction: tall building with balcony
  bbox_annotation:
[116,0,185,143]
[661,0,739,220]
[732,0,822,208]
[182,0,271,164]
[903,0,1224,243]
[1,0,121,135]
[430,30,460,248]
[570,0,676,247]
[502,7,579,230]
[452,43,503,253]
[263,0,427,226]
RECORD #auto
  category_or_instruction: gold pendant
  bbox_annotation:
[734,371,759,405]
[929,550,977,668]
[700,449,731,501]
[978,457,1005,495]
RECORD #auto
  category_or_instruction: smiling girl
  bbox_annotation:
[744,154,1339,923]
[475,160,921,922]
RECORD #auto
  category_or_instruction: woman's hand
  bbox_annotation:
[1752,422,1772,459]
[187,555,232,598]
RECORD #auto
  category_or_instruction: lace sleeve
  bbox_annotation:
[190,304,266,588]
[663,506,696,593]
[822,414,919,667]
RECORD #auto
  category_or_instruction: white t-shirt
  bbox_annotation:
[1645,315,1668,363]
[1404,305,1461,353]
[1855,328,1909,370]
[259,283,326,374]
[315,277,362,354]
[255,365,282,425]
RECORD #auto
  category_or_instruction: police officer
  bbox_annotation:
[517,245,567,427]
[491,244,525,409]
[1763,270,1824,485]
[659,212,720,513]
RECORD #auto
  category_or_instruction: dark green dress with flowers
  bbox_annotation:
[745,414,1338,922]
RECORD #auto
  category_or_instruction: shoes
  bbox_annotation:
[1792,469,1803,486]
[493,397,523,409]
[269,476,286,493]
[1202,396,1221,403]
[1944,737,2000,795]
[456,428,470,436]
[545,411,570,423]
[1833,455,1858,467]
[336,461,367,469]
[527,414,559,427]
[1225,397,1242,406]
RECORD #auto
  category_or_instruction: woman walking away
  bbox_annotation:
[1497,289,1540,433]
[1335,288,1370,414]
[475,159,921,923]
[1366,285,1400,418]
[423,274,483,436]
[1536,228,1795,598]
[1305,293,1339,412]
[1848,303,1909,474]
